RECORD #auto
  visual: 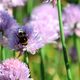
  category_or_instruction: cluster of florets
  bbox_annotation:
[0,58,30,80]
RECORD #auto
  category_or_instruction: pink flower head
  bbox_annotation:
[63,4,80,36]
[63,4,80,26]
[23,4,60,54]
[0,58,30,80]
[74,22,80,37]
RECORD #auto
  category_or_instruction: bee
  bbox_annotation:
[17,29,28,46]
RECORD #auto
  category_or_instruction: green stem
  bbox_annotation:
[23,51,29,64]
[73,33,80,79]
[13,50,15,58]
[0,45,6,60]
[24,51,32,78]
[39,49,45,80]
[76,37,80,79]
[0,32,5,61]
[0,45,3,61]
[78,0,80,3]
[27,0,34,16]
[57,0,72,80]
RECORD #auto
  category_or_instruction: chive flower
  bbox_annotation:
[23,3,60,54]
[63,4,80,37]
[0,58,31,80]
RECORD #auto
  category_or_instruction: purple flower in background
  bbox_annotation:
[63,4,80,25]
[63,4,80,36]
[69,47,78,62]
[1,0,26,7]
[74,22,80,37]
[0,58,30,80]
[0,10,21,51]
[0,64,11,80]
[0,11,19,32]
[0,0,27,16]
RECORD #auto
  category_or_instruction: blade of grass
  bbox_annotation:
[0,32,5,61]
[24,0,34,79]
[24,51,32,78]
[0,45,3,61]
[73,33,80,79]
[39,49,45,80]
[27,0,34,17]
[57,0,72,80]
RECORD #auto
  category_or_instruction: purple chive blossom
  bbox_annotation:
[0,64,11,80]
[74,22,80,37]
[0,11,19,32]
[69,47,78,62]
[2,0,26,7]
[0,10,21,50]
[22,3,61,54]
[0,58,31,80]
[0,0,26,16]
[31,3,59,41]
[63,4,80,36]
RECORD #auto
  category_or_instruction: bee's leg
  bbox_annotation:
[16,49,24,58]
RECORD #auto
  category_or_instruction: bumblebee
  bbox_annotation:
[17,29,28,45]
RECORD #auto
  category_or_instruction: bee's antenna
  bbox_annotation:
[18,28,23,33]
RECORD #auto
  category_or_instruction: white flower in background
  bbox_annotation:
[63,4,80,37]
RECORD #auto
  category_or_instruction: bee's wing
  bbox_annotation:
[0,35,9,47]
[27,30,45,54]
[22,24,45,54]
[0,32,7,46]
[7,28,20,50]
[0,28,19,50]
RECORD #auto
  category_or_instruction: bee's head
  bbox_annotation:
[17,29,28,45]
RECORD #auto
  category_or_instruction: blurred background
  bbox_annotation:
[0,0,80,80]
